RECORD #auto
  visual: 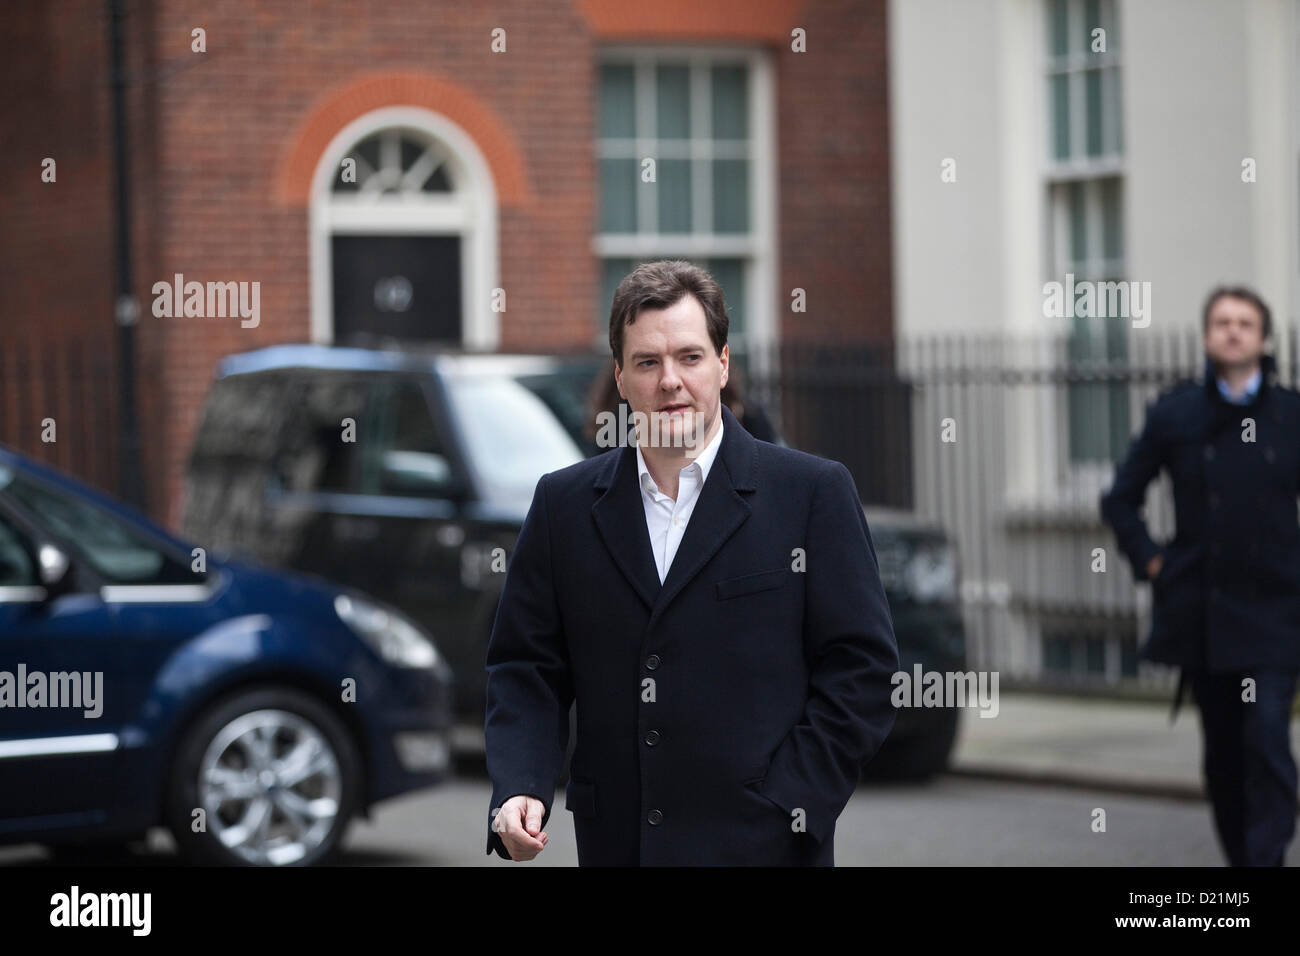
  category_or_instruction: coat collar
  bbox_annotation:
[1202,351,1276,407]
[591,402,758,626]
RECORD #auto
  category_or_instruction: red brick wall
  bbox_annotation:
[778,0,894,343]
[0,0,166,508]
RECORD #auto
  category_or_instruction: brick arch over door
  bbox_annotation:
[275,70,533,207]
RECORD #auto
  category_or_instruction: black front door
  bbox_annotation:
[332,235,462,345]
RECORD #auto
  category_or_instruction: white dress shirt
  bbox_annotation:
[636,415,725,584]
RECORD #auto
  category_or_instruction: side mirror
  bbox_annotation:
[37,544,72,600]
[378,451,469,500]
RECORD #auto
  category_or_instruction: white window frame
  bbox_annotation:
[1044,0,1123,178]
[592,45,779,369]
[308,106,500,349]
[1041,0,1129,484]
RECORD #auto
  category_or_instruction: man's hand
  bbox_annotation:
[493,794,549,861]
[1146,553,1164,581]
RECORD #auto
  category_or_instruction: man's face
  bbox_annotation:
[1204,295,1266,371]
[614,293,728,452]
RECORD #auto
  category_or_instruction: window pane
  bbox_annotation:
[656,65,691,140]
[600,159,638,233]
[1048,0,1069,57]
[1067,317,1104,461]
[360,379,450,497]
[600,64,636,139]
[1120,632,1137,676]
[1042,634,1073,674]
[712,159,749,234]
[1100,178,1122,259]
[1068,181,1087,265]
[1104,314,1130,461]
[354,136,381,174]
[422,164,452,193]
[299,377,369,494]
[711,65,748,139]
[1101,0,1119,49]
[1085,634,1106,673]
[0,514,34,587]
[6,474,194,584]
[1106,66,1123,154]
[1084,69,1103,156]
[334,165,360,193]
[443,375,584,502]
[657,159,692,233]
[1051,73,1070,160]
[1083,0,1101,53]
[400,137,423,173]
[707,258,746,338]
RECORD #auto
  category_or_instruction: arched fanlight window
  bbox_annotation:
[332,129,455,196]
[310,108,500,350]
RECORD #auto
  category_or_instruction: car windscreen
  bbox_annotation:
[442,372,585,501]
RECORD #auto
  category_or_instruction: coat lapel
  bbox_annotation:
[591,442,662,612]
[591,403,759,626]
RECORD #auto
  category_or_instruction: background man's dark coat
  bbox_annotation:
[1101,352,1300,673]
[484,403,899,865]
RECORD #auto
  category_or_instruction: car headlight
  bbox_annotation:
[334,594,439,668]
[904,543,957,603]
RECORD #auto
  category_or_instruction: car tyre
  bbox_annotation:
[165,686,361,866]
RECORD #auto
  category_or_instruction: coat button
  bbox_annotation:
[644,730,660,746]
[647,809,663,825]
[1203,445,1215,460]
[645,654,660,671]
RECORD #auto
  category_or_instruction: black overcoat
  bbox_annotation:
[1101,353,1300,672]
[484,403,899,865]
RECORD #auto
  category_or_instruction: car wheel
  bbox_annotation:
[165,687,360,866]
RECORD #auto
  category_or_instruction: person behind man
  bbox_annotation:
[1100,285,1300,866]
[483,259,899,865]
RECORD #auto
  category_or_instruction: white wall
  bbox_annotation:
[1123,0,1294,343]
[889,0,1018,336]
[890,0,1296,340]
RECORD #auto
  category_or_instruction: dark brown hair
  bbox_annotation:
[1202,285,1272,340]
[608,259,728,367]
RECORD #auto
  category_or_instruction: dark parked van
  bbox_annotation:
[183,346,586,744]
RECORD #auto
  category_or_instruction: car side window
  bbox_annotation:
[281,376,371,494]
[5,474,202,585]
[359,378,456,498]
[0,513,35,587]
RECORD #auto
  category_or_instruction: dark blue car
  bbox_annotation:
[0,445,453,865]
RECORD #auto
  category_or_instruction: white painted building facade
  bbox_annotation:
[888,0,1299,687]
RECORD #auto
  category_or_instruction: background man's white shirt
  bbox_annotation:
[636,416,725,583]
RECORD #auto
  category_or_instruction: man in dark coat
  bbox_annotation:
[484,260,899,865]
[1100,285,1300,866]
